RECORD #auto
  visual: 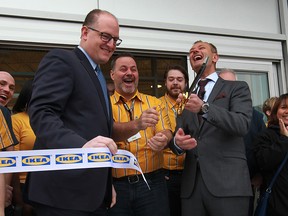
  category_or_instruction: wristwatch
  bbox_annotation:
[199,102,209,115]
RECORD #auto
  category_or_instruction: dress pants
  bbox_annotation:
[182,167,250,216]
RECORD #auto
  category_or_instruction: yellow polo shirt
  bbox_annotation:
[159,94,185,170]
[110,90,172,178]
[0,107,18,150]
[12,112,36,183]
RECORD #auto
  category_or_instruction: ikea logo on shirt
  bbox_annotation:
[22,155,50,166]
[88,152,111,163]
[55,154,83,164]
[112,154,130,164]
[0,157,16,167]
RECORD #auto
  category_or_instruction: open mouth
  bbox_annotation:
[123,78,134,86]
[123,78,133,83]
[193,55,203,61]
[0,94,7,101]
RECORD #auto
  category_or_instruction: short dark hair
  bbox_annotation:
[111,53,137,70]
[193,40,218,54]
[164,64,189,84]
[12,79,33,114]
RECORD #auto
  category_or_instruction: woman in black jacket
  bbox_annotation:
[254,93,288,216]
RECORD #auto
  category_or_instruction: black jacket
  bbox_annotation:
[254,125,288,216]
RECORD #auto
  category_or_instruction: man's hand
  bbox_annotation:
[83,136,117,155]
[136,107,159,131]
[148,132,169,151]
[5,184,13,207]
[183,94,203,113]
[110,184,117,208]
[175,128,197,150]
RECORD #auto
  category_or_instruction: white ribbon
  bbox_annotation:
[0,147,150,189]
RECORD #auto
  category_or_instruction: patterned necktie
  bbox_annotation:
[197,79,209,100]
[95,65,109,117]
[197,79,209,123]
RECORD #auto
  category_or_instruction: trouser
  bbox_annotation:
[109,169,170,216]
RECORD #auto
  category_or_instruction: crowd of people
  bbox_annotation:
[1,8,287,216]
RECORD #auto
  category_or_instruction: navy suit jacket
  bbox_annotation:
[172,77,253,200]
[27,47,113,211]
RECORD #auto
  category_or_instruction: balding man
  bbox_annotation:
[0,71,18,216]
[27,9,120,215]
[0,71,15,107]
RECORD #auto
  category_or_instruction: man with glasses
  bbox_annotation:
[26,9,120,216]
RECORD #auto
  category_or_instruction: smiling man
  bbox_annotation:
[109,52,172,216]
[0,71,15,107]
[27,9,120,216]
[170,40,253,216]
[0,71,17,216]
[159,65,188,216]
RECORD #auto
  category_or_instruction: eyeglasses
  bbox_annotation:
[87,26,122,46]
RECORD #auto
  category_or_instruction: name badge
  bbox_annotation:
[127,132,141,142]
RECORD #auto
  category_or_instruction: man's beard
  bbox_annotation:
[168,88,181,99]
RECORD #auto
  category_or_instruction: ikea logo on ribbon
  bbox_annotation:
[22,155,50,166]
[134,159,140,168]
[112,154,130,164]
[88,152,111,163]
[0,157,17,168]
[55,154,83,164]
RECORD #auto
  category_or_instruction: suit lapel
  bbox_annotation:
[207,78,225,103]
[73,48,112,130]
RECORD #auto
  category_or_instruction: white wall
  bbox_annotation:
[100,0,281,34]
[0,0,287,96]
[0,0,283,36]
[0,0,95,21]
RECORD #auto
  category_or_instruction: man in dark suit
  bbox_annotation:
[27,9,120,216]
[170,40,253,216]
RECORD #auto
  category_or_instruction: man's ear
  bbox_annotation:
[110,70,115,80]
[212,53,219,63]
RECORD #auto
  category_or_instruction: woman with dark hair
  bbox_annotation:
[12,79,36,216]
[254,93,288,216]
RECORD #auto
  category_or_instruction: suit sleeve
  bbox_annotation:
[28,50,87,149]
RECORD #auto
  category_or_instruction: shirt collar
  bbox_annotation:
[204,71,218,83]
[164,93,177,109]
[111,90,143,104]
[78,45,97,69]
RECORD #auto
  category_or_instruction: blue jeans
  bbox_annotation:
[108,169,170,216]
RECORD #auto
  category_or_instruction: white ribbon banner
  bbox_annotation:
[0,147,150,189]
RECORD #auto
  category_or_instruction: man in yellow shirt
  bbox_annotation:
[109,53,173,216]
[0,105,18,216]
[159,65,188,216]
[0,71,18,216]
